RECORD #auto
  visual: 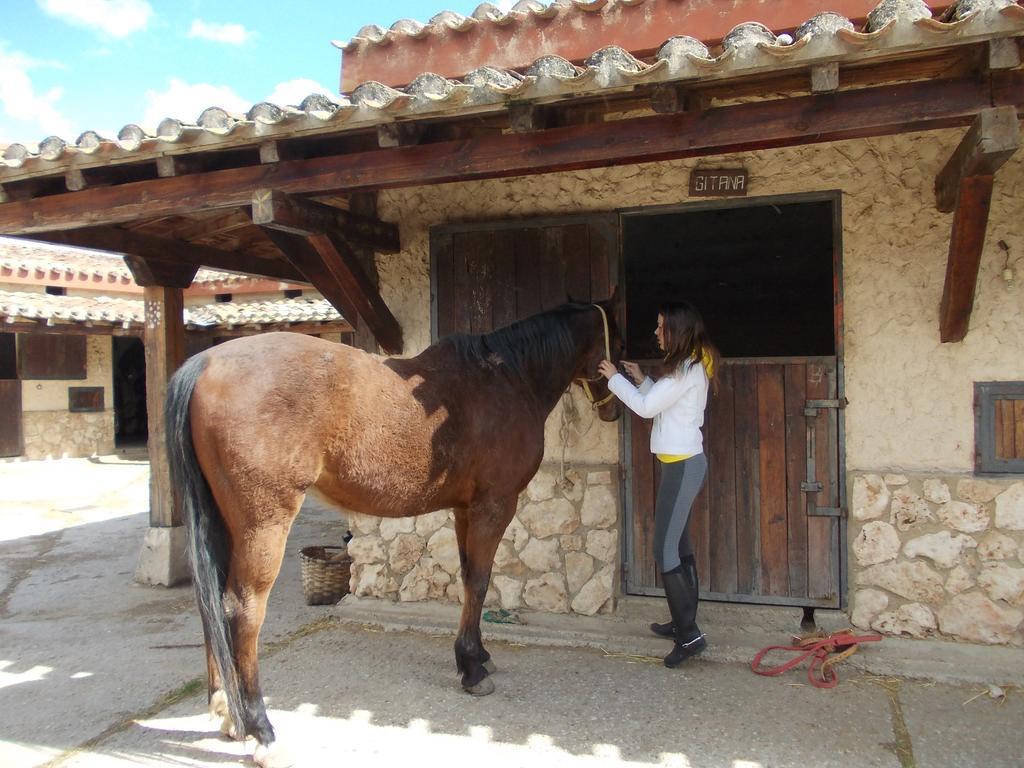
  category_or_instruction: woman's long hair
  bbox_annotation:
[659,301,720,388]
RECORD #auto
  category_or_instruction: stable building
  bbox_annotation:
[0,0,1021,645]
[0,239,351,460]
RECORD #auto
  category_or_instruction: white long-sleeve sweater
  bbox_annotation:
[607,360,709,456]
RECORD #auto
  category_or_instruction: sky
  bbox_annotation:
[0,0,517,146]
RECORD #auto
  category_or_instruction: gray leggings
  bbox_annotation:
[654,453,708,573]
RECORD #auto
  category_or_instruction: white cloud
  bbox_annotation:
[0,44,74,141]
[188,19,253,46]
[142,79,249,129]
[495,0,517,11]
[264,79,333,107]
[37,0,154,39]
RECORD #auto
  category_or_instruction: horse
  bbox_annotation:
[165,295,624,766]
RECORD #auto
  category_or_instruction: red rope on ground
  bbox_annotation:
[750,629,883,689]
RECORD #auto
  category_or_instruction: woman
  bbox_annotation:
[597,301,718,668]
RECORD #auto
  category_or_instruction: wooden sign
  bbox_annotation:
[689,168,749,197]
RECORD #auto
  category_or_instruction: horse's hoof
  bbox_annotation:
[482,659,497,675]
[253,743,294,768]
[463,676,496,696]
[210,691,240,740]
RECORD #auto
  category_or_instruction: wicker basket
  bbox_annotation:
[300,545,351,605]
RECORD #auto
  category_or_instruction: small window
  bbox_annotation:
[975,382,1024,475]
[283,288,303,299]
[215,293,233,303]
[45,286,67,296]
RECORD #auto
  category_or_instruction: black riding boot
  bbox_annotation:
[661,557,706,668]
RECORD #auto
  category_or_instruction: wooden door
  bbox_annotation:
[431,214,619,337]
[0,380,23,458]
[625,356,842,607]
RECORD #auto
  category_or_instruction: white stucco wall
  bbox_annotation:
[376,129,1024,474]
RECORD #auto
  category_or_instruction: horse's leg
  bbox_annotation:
[222,519,295,767]
[453,496,517,695]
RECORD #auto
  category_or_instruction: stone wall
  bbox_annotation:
[850,474,1024,645]
[20,410,115,460]
[346,461,620,615]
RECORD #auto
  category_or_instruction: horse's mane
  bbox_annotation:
[443,303,592,391]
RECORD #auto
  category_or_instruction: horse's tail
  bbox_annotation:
[166,353,244,735]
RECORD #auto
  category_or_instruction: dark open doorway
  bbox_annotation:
[621,195,845,608]
[623,198,835,359]
[113,336,147,447]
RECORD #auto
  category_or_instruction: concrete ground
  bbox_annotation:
[1,457,1022,768]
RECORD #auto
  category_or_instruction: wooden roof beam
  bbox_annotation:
[251,188,400,253]
[255,194,403,353]
[306,231,402,354]
[260,227,361,327]
[1,71,1022,236]
[123,255,198,288]
[935,106,1020,213]
[936,107,1020,343]
[24,226,308,284]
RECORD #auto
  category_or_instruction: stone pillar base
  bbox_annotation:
[135,526,190,586]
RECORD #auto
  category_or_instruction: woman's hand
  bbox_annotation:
[597,360,618,380]
[622,361,643,384]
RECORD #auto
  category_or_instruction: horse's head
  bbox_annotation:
[574,290,624,423]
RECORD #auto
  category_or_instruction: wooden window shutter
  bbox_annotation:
[975,382,1024,474]
[0,333,16,379]
[17,334,88,380]
[430,214,618,340]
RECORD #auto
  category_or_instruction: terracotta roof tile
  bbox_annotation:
[0,238,266,287]
[0,0,1020,178]
[0,290,345,331]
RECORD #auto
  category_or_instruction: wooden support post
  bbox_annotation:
[260,227,363,324]
[935,107,1020,342]
[935,107,1020,212]
[939,176,994,343]
[134,284,190,585]
[306,231,403,354]
[349,192,383,353]
[143,285,185,527]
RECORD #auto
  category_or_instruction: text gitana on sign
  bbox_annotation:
[689,169,749,197]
